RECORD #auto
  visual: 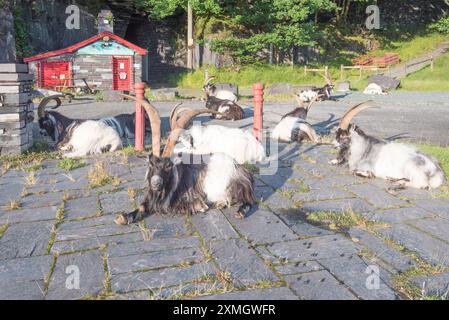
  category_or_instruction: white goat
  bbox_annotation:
[331,101,445,189]
[58,120,122,158]
[363,83,387,95]
[174,124,265,164]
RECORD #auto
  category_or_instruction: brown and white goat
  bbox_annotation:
[114,97,255,225]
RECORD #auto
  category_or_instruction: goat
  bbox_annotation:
[297,74,334,102]
[203,76,238,102]
[114,96,255,225]
[363,83,387,95]
[57,120,122,158]
[38,96,149,150]
[205,95,245,121]
[330,101,445,189]
[271,95,321,143]
[174,123,266,164]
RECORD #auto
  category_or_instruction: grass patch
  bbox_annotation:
[307,208,384,232]
[24,172,38,186]
[0,142,56,173]
[401,52,449,92]
[0,224,8,238]
[5,199,21,211]
[23,164,45,172]
[243,162,259,174]
[87,161,121,189]
[57,158,86,171]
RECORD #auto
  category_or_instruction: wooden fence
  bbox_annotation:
[304,65,329,78]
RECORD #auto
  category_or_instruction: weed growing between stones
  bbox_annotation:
[87,161,121,189]
[24,172,37,186]
[58,158,86,171]
[6,199,21,211]
[0,224,8,238]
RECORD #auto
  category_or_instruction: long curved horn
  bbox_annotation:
[320,72,332,85]
[306,94,324,113]
[204,76,215,86]
[37,96,62,119]
[169,103,192,130]
[339,101,377,131]
[121,94,161,157]
[162,108,222,158]
[293,94,306,109]
[301,124,319,143]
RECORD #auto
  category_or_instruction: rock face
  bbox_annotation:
[368,75,401,91]
[0,5,16,63]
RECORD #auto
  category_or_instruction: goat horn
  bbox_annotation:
[204,76,215,86]
[37,95,62,119]
[162,108,222,158]
[169,102,184,130]
[306,94,324,113]
[121,94,161,157]
[320,73,333,85]
[339,100,377,131]
[301,125,319,143]
[293,94,306,109]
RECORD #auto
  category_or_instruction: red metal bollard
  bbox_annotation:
[252,83,264,141]
[134,83,145,152]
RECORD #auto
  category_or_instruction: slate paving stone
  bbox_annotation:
[20,191,64,209]
[409,218,449,243]
[267,234,360,262]
[276,210,334,237]
[51,232,143,254]
[65,196,98,220]
[210,239,278,287]
[197,287,299,300]
[191,210,239,242]
[222,208,297,244]
[293,188,354,203]
[319,255,399,300]
[259,174,292,189]
[58,215,116,230]
[284,271,357,300]
[388,188,433,201]
[56,222,141,242]
[378,224,449,266]
[0,206,57,224]
[301,198,374,214]
[0,221,53,260]
[0,280,46,300]
[108,247,204,275]
[414,199,449,219]
[100,191,134,215]
[0,255,53,282]
[348,228,415,272]
[254,246,281,264]
[0,183,25,206]
[263,192,294,210]
[143,215,187,239]
[349,183,408,209]
[110,263,216,294]
[254,186,275,201]
[307,176,363,190]
[411,272,449,298]
[106,236,201,257]
[46,250,105,300]
[371,207,435,224]
[275,261,323,275]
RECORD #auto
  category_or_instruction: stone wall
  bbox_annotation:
[0,64,34,155]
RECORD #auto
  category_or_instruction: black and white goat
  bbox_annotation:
[205,95,245,121]
[271,95,321,143]
[174,122,265,164]
[37,97,150,157]
[114,97,255,225]
[330,102,445,189]
[297,74,334,102]
[203,76,238,102]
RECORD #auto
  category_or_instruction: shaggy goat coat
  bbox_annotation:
[271,117,318,142]
[58,120,122,158]
[337,125,445,189]
[175,125,266,164]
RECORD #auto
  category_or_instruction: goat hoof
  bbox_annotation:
[234,211,245,220]
[114,214,128,225]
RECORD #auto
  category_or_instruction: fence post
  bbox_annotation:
[253,83,264,142]
[304,65,307,76]
[430,56,434,72]
[134,83,145,152]
[325,66,329,78]
[340,65,344,80]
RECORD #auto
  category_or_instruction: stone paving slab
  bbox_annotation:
[411,272,449,298]
[378,224,449,267]
[46,250,105,300]
[197,287,298,300]
[284,271,357,300]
